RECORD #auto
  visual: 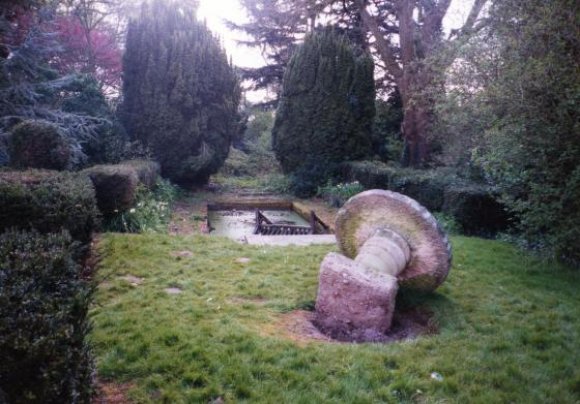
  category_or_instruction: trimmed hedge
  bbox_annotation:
[442,184,511,237]
[344,162,453,211]
[343,160,395,189]
[8,120,73,170]
[0,230,94,403]
[344,161,511,236]
[83,160,160,216]
[0,170,99,244]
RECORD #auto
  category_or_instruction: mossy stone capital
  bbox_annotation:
[335,189,452,292]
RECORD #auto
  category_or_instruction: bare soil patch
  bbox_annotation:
[93,380,135,404]
[119,275,143,286]
[170,250,194,258]
[271,307,437,345]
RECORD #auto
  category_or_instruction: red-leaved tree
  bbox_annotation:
[53,15,122,89]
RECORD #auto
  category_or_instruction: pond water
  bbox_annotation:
[207,209,311,239]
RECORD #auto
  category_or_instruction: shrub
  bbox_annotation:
[104,178,177,233]
[220,147,253,177]
[344,162,452,211]
[0,230,94,403]
[0,170,99,244]
[317,181,364,207]
[83,160,160,216]
[343,160,512,237]
[442,184,511,237]
[8,120,73,170]
[289,158,342,197]
[122,159,161,189]
[343,160,396,189]
[389,168,457,212]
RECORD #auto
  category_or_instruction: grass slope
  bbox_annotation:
[91,234,580,403]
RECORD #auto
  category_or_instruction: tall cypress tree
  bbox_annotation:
[121,1,241,185]
[272,28,375,189]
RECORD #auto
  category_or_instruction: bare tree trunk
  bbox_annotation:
[401,99,431,167]
[356,0,488,167]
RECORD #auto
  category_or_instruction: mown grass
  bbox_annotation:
[91,234,580,403]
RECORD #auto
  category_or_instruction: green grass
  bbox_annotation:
[91,234,580,403]
[211,173,291,194]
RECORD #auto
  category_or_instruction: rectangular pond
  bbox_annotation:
[206,201,330,240]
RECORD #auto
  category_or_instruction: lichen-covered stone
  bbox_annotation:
[314,252,398,342]
[335,190,451,292]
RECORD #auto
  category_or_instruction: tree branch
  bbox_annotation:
[356,0,402,83]
[449,0,488,40]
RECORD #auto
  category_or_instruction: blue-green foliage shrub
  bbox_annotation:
[0,230,94,403]
[61,76,126,166]
[0,170,99,244]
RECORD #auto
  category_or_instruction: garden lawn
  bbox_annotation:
[91,234,580,403]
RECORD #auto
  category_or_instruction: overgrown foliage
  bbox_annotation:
[435,0,580,263]
[121,0,241,185]
[273,28,375,195]
[373,92,404,162]
[0,169,99,244]
[479,0,580,263]
[0,229,94,403]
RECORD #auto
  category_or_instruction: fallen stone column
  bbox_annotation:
[314,190,452,342]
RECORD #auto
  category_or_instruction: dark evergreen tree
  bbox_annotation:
[272,28,375,194]
[121,0,241,185]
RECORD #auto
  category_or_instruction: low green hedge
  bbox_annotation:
[0,230,94,403]
[388,169,456,212]
[343,160,396,189]
[0,169,99,244]
[343,161,511,236]
[344,161,455,211]
[83,159,160,216]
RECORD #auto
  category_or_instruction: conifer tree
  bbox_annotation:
[121,0,241,185]
[272,28,375,193]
